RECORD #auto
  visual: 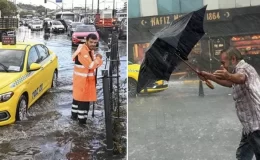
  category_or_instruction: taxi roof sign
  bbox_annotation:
[2,36,16,45]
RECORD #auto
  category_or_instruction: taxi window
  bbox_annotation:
[0,50,25,72]
[28,47,40,67]
[36,45,49,62]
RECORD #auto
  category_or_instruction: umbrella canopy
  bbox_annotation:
[137,6,207,93]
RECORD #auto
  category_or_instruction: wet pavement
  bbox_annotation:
[128,82,255,160]
[0,27,126,160]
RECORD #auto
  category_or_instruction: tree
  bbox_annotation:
[18,3,49,17]
[0,0,17,17]
[123,2,127,12]
[20,11,33,18]
[35,5,45,15]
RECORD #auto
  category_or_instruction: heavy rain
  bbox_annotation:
[0,11,127,160]
[128,0,260,160]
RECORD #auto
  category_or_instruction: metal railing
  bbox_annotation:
[100,30,125,155]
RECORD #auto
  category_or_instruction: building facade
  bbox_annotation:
[128,0,260,74]
[129,0,260,18]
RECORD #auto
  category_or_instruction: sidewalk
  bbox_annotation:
[128,83,242,160]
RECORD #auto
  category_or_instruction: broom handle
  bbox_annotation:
[92,68,98,118]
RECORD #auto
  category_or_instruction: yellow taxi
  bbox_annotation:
[128,61,168,97]
[0,40,58,126]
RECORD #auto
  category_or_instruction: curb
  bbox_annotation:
[168,80,224,90]
[169,80,200,85]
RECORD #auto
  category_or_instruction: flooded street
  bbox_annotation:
[0,27,126,160]
[128,82,252,160]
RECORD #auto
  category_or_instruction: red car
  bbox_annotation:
[72,24,99,47]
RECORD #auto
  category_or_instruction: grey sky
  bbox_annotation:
[15,0,126,10]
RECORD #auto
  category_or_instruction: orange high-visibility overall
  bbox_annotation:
[71,44,103,121]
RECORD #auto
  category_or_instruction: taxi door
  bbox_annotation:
[35,44,54,90]
[26,46,44,105]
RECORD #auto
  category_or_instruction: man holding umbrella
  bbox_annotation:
[71,34,103,125]
[199,47,260,159]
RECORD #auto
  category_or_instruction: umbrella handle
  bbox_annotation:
[205,79,214,89]
[197,71,214,89]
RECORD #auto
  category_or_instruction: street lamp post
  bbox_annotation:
[97,0,100,14]
[61,0,63,12]
[85,0,87,16]
[113,0,115,18]
[46,0,63,11]
[72,0,74,12]
[92,0,94,13]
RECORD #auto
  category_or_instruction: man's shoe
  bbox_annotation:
[71,115,77,121]
[78,119,87,125]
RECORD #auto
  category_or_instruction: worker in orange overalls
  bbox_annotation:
[71,33,103,124]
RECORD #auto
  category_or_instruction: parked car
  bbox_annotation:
[64,19,73,26]
[27,20,33,29]
[72,24,99,47]
[24,19,30,26]
[128,61,168,97]
[118,18,127,39]
[67,22,83,36]
[19,21,23,26]
[31,21,43,31]
[0,41,58,126]
[57,19,69,32]
[50,21,65,33]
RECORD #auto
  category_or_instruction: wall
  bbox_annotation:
[251,0,260,6]
[128,0,141,18]
[157,0,180,15]
[156,0,203,15]
[140,0,158,16]
[204,0,260,10]
[129,0,260,18]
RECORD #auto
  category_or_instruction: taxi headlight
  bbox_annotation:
[0,92,14,103]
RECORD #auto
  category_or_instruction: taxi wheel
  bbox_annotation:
[16,95,28,121]
[128,78,137,97]
[51,71,58,88]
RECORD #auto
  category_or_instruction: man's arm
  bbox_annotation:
[213,68,246,84]
[209,74,233,87]
[72,44,83,61]
[200,71,233,88]
[227,73,246,84]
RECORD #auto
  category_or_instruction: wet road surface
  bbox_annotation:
[128,81,256,160]
[0,27,126,160]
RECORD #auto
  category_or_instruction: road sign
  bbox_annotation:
[56,0,62,2]
[2,36,16,45]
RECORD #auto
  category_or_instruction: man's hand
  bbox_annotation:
[213,65,231,80]
[198,72,206,81]
[198,71,211,81]
[96,53,102,59]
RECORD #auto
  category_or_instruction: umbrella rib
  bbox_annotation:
[148,29,155,36]
[172,51,199,74]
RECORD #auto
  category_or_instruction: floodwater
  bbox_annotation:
[128,81,257,160]
[0,26,126,160]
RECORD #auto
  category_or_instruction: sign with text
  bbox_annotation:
[2,36,16,45]
[56,0,62,3]
[138,10,232,28]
